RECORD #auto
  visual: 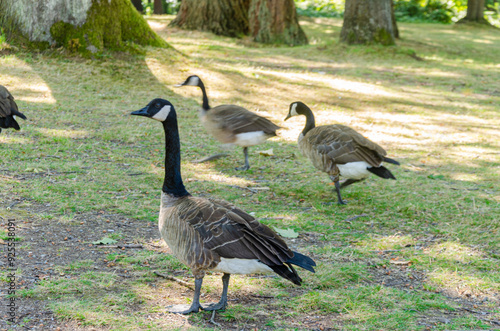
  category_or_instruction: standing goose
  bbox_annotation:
[0,85,27,133]
[131,98,315,314]
[285,101,399,205]
[176,75,280,170]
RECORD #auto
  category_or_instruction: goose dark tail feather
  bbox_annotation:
[270,264,302,285]
[14,110,27,120]
[383,157,400,165]
[368,165,396,180]
[287,251,316,273]
[269,251,316,286]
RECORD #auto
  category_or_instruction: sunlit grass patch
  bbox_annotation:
[357,234,417,252]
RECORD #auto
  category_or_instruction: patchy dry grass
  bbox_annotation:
[0,16,499,330]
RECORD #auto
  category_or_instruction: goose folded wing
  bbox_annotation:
[184,197,293,267]
[309,125,386,167]
[0,87,12,117]
[213,105,280,135]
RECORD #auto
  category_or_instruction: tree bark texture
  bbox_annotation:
[457,0,488,23]
[154,0,164,14]
[169,0,250,37]
[390,0,399,39]
[131,0,143,13]
[0,0,168,53]
[248,0,308,45]
[340,0,396,45]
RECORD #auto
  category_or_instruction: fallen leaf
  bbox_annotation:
[256,148,274,156]
[273,227,299,238]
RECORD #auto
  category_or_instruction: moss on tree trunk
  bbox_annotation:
[248,0,308,46]
[169,0,249,37]
[1,0,168,55]
[340,0,396,46]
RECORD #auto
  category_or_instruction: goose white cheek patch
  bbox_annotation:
[290,103,298,116]
[152,105,171,121]
[187,76,200,86]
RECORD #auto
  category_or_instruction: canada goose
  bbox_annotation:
[285,101,399,205]
[175,75,280,170]
[131,98,316,314]
[0,85,27,133]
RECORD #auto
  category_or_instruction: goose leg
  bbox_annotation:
[235,147,250,171]
[334,181,347,205]
[340,178,365,189]
[329,176,346,205]
[167,277,203,314]
[202,273,230,311]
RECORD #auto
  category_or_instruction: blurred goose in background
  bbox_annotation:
[0,85,27,133]
[131,98,316,314]
[285,101,399,205]
[176,75,280,170]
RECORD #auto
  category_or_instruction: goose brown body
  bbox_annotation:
[201,104,280,147]
[131,98,315,314]
[177,75,280,170]
[0,85,27,133]
[298,124,388,180]
[159,193,294,279]
[286,101,399,204]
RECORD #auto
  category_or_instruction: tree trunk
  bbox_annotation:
[390,0,399,39]
[340,0,396,45]
[154,0,164,14]
[248,0,308,46]
[457,0,489,24]
[169,0,250,37]
[0,0,168,54]
[131,0,143,13]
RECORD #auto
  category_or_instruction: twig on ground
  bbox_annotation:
[343,214,368,223]
[191,153,229,163]
[209,310,220,326]
[154,271,194,290]
[230,185,258,194]
[7,200,23,210]
[251,294,274,299]
[97,244,143,249]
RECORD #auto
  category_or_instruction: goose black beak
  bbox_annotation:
[284,113,292,121]
[131,106,150,117]
[173,83,183,87]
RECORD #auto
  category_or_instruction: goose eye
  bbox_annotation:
[155,103,161,109]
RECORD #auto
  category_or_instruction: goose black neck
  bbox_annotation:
[302,107,316,135]
[198,80,210,111]
[161,117,189,197]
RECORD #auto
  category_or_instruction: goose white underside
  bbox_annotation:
[234,131,268,147]
[212,258,274,274]
[338,161,372,180]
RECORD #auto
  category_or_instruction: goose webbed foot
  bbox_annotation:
[235,164,250,171]
[202,273,230,311]
[201,299,227,311]
[235,147,250,171]
[167,277,203,315]
[166,303,201,314]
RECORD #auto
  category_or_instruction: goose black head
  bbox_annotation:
[175,75,201,87]
[285,101,309,121]
[131,98,175,122]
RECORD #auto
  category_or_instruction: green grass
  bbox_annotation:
[1,15,499,330]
